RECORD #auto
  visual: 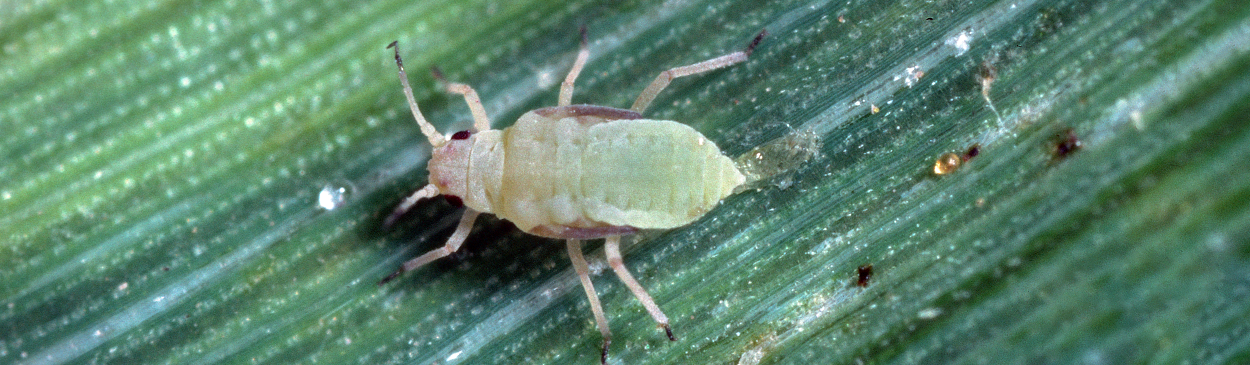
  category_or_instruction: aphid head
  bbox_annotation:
[427,130,474,198]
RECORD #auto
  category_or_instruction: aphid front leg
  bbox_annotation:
[431,67,492,132]
[566,239,613,364]
[379,209,482,285]
[604,236,675,341]
[630,29,768,114]
[383,183,440,227]
[558,27,591,107]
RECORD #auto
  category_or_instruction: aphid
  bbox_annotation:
[856,264,874,287]
[380,29,769,363]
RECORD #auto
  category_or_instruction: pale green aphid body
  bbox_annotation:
[438,108,745,237]
[382,29,767,364]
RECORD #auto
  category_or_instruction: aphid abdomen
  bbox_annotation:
[581,120,743,229]
[493,112,743,235]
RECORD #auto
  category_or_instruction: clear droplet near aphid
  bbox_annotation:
[318,184,348,210]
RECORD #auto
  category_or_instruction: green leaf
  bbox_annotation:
[4,0,1248,364]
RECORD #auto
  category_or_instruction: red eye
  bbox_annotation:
[451,130,471,140]
[444,195,463,207]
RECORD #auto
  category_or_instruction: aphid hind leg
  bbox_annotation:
[630,29,767,114]
[566,239,613,364]
[388,42,446,147]
[604,236,675,341]
[430,67,491,132]
[559,26,590,107]
[379,209,482,285]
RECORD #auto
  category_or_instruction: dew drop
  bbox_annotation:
[318,184,348,210]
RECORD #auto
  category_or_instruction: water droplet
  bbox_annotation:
[318,184,348,210]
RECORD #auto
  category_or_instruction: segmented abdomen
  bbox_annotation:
[495,115,744,233]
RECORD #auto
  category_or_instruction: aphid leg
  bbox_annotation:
[382,184,441,228]
[430,66,492,132]
[559,26,590,107]
[566,239,613,364]
[379,209,481,285]
[604,236,675,341]
[630,29,768,114]
[387,41,446,147]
